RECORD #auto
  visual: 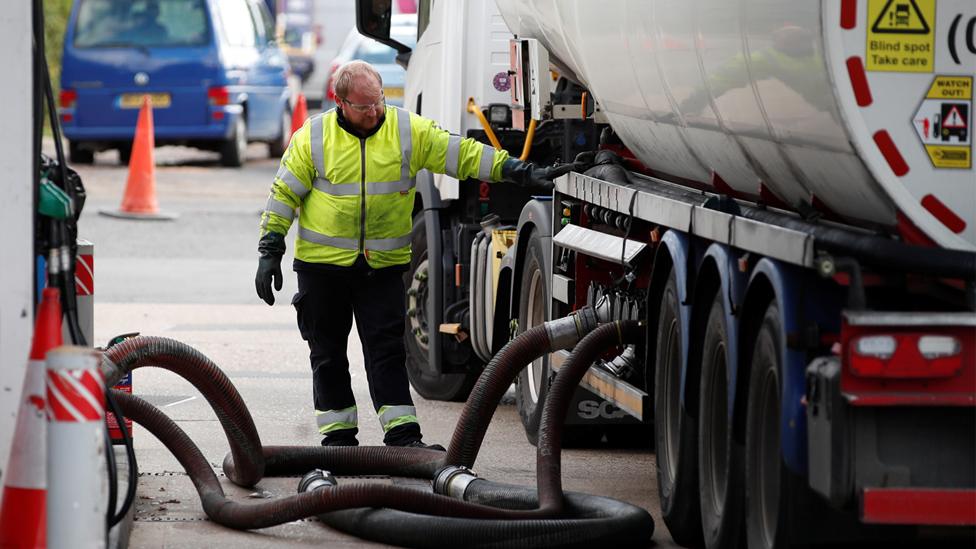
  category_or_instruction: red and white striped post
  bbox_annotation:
[45,346,106,549]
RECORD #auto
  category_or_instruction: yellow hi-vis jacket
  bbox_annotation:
[260,106,510,268]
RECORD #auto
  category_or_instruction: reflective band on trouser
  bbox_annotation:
[444,134,463,178]
[478,143,494,181]
[277,164,309,199]
[310,114,326,178]
[263,196,295,223]
[316,406,358,434]
[377,405,418,432]
[395,107,412,183]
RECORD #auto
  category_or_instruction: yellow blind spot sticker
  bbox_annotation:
[866,0,936,73]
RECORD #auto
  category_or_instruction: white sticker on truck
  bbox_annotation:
[912,75,972,168]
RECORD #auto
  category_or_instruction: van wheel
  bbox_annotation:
[118,142,132,166]
[220,115,247,167]
[655,271,704,548]
[69,141,94,165]
[268,108,290,158]
[403,213,480,402]
[698,293,744,549]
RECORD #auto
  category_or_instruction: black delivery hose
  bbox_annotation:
[309,320,653,547]
[101,307,654,546]
[101,336,266,487]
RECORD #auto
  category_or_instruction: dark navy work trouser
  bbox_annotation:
[293,256,421,445]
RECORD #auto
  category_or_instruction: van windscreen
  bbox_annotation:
[74,0,210,48]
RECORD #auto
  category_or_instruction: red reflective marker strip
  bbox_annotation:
[862,488,976,525]
[846,57,872,107]
[47,370,103,422]
[921,194,967,234]
[873,130,909,176]
[75,254,93,296]
[841,0,858,29]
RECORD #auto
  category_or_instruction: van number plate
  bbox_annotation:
[119,93,171,109]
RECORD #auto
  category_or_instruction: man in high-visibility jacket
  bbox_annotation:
[256,61,559,448]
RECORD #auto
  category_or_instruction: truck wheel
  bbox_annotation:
[69,141,94,165]
[654,271,704,548]
[219,115,247,167]
[403,213,479,402]
[698,293,744,549]
[515,228,549,446]
[744,302,793,549]
[268,108,290,158]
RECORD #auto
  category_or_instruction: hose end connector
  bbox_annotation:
[545,305,603,351]
[433,465,478,500]
[297,469,338,493]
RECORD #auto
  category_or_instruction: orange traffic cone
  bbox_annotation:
[99,95,177,220]
[291,93,309,137]
[0,287,63,548]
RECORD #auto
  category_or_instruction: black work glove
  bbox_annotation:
[500,158,577,190]
[255,231,286,306]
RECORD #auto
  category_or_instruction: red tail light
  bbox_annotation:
[59,89,77,109]
[848,332,964,379]
[208,86,229,106]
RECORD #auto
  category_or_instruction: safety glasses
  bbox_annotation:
[341,94,386,113]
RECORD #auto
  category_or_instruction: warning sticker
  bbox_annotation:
[866,0,936,72]
[913,76,972,169]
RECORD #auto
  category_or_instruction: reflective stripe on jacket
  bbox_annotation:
[260,106,509,268]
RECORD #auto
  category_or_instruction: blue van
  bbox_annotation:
[60,0,292,167]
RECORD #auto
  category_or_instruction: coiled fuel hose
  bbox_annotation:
[100,309,654,546]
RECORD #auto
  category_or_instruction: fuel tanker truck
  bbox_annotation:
[354,0,976,546]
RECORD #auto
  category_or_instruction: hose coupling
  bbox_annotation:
[433,465,479,500]
[297,469,338,493]
[599,344,638,379]
[545,306,601,351]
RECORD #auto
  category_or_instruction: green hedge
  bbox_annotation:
[45,0,73,97]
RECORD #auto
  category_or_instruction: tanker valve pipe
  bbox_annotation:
[433,466,480,500]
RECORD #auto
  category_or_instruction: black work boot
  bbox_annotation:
[321,428,359,447]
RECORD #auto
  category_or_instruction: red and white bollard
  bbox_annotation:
[46,346,106,549]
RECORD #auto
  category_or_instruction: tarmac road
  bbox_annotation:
[67,144,669,548]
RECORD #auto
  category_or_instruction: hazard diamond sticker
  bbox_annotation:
[913,75,972,169]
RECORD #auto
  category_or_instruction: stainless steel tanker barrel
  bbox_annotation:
[496,0,975,251]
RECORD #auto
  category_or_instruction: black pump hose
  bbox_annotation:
[101,336,265,486]
[312,320,653,547]
[110,391,566,527]
[445,324,552,469]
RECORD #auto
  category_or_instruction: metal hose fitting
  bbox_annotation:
[433,466,479,500]
[298,469,338,493]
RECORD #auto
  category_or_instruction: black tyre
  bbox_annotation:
[654,271,704,548]
[515,228,553,446]
[118,142,132,166]
[220,114,247,167]
[403,212,479,401]
[69,141,94,164]
[268,108,291,158]
[744,302,795,549]
[698,293,744,549]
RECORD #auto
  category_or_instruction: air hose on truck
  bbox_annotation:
[99,307,655,547]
